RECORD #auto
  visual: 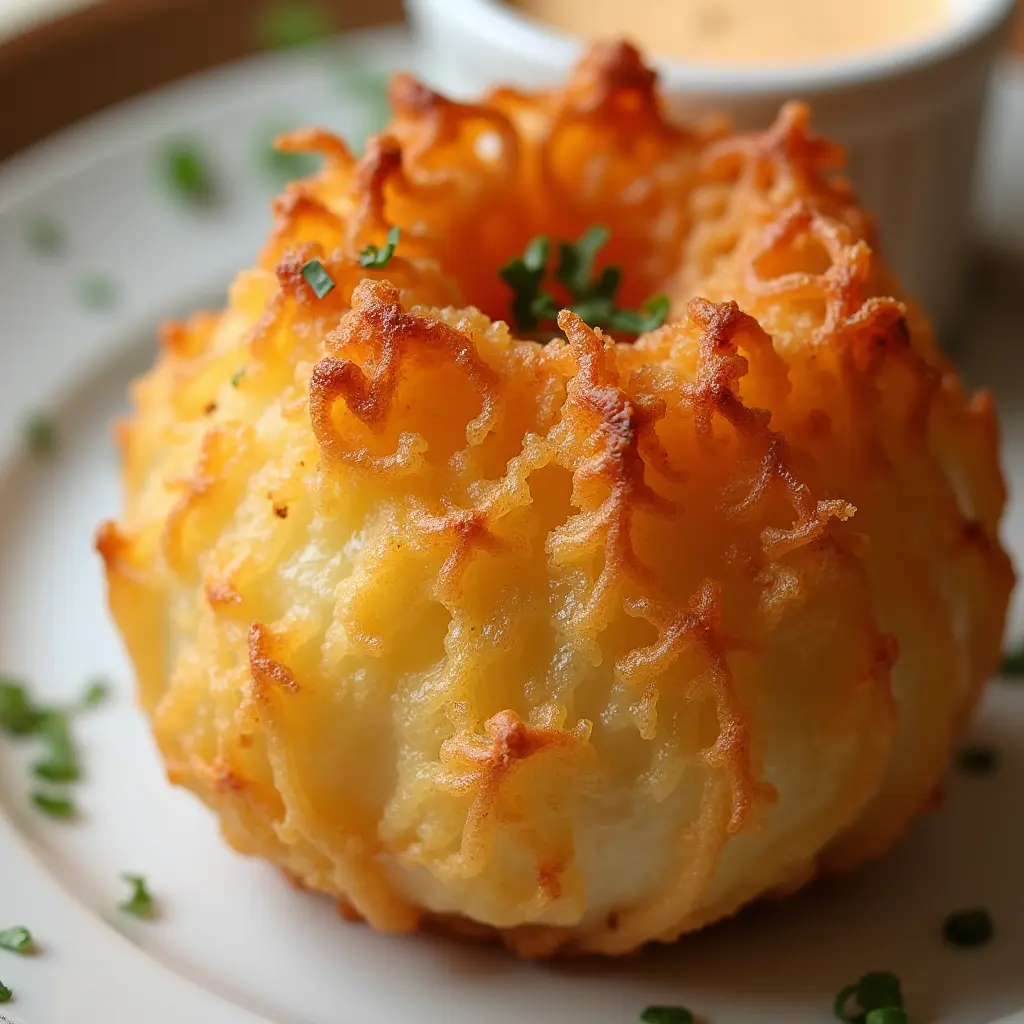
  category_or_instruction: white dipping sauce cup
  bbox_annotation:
[406,0,1018,338]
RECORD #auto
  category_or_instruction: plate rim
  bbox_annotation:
[0,25,1022,1024]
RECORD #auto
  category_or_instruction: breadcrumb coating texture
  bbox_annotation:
[99,42,1013,956]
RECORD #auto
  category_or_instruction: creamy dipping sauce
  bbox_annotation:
[508,0,950,65]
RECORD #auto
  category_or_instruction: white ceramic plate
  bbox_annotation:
[0,26,1022,1024]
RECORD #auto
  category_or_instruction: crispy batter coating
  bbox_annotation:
[98,42,1014,956]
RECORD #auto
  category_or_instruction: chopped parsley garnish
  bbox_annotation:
[81,677,110,708]
[255,2,332,49]
[230,369,246,388]
[2,677,116,823]
[955,744,998,775]
[865,1010,908,1024]
[78,274,116,311]
[0,981,10,1003]
[640,1007,694,1024]
[301,258,335,299]
[264,146,319,184]
[25,214,65,257]
[3,675,118,817]
[337,67,391,150]
[501,235,549,333]
[1000,645,1024,678]
[359,226,401,269]
[261,128,320,185]
[834,971,905,1023]
[162,140,215,202]
[0,679,46,735]
[32,713,79,783]
[499,226,670,335]
[0,927,33,954]
[24,413,57,459]
[944,908,993,948]
[31,792,76,819]
[120,874,155,918]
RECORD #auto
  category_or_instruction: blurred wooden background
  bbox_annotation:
[0,0,402,159]
[0,0,1019,161]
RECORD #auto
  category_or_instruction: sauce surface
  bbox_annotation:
[509,0,950,65]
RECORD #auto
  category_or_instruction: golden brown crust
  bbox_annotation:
[99,42,1013,957]
[307,280,500,473]
[248,623,301,698]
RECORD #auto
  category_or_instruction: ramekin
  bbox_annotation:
[405,0,1018,338]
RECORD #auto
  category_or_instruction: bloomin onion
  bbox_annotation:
[98,43,1013,956]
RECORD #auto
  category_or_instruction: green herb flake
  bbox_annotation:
[255,2,332,49]
[81,677,110,708]
[301,258,335,299]
[78,274,117,312]
[865,1010,909,1024]
[33,760,79,784]
[120,874,155,918]
[955,744,998,775]
[262,131,320,185]
[834,971,904,1023]
[640,1007,694,1024]
[337,67,391,148]
[25,214,65,257]
[359,226,401,270]
[944,908,993,948]
[32,713,79,784]
[555,225,610,297]
[162,140,215,202]
[607,293,671,334]
[265,146,318,184]
[1000,646,1024,678]
[24,413,57,459]
[499,236,550,332]
[0,981,10,1003]
[0,679,46,735]
[230,369,245,388]
[0,927,32,955]
[31,792,76,819]
[500,227,670,336]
